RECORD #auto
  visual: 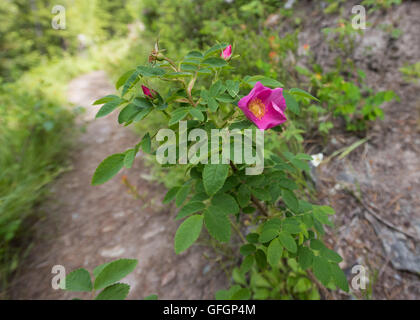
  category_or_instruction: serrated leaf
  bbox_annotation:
[283,91,299,115]
[94,259,138,290]
[202,164,229,196]
[330,263,349,292]
[169,108,189,126]
[278,231,297,253]
[259,228,279,243]
[176,182,192,207]
[95,99,123,118]
[116,70,135,90]
[313,207,334,227]
[93,95,120,105]
[189,108,204,121]
[163,186,180,204]
[237,184,251,208]
[240,244,256,256]
[174,215,203,254]
[312,256,331,287]
[62,268,92,292]
[92,153,125,185]
[231,288,251,300]
[226,80,240,97]
[211,193,239,215]
[137,65,166,77]
[255,249,267,269]
[281,189,299,212]
[176,201,206,220]
[321,247,343,263]
[95,283,130,300]
[289,88,319,101]
[244,76,284,88]
[298,246,314,269]
[204,43,229,57]
[204,207,231,242]
[267,238,283,268]
[118,103,140,124]
[202,57,227,68]
[240,255,254,274]
[124,149,135,168]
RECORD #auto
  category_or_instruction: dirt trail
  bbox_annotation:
[9,71,225,299]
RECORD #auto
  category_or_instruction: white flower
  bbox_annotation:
[310,153,324,167]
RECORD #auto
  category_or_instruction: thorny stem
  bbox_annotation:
[229,161,269,217]
[163,56,197,107]
[229,217,247,244]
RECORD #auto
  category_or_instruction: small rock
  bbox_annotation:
[161,270,176,287]
[100,245,125,258]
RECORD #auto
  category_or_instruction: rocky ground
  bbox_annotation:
[295,0,420,299]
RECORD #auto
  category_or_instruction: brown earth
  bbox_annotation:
[8,71,226,300]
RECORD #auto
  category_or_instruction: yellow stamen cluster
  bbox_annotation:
[248,98,266,120]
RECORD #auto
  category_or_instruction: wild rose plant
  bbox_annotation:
[90,42,349,299]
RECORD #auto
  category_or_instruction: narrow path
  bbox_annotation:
[9,71,225,299]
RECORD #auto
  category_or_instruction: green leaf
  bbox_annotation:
[321,247,343,263]
[92,153,125,185]
[204,207,231,242]
[204,43,229,57]
[207,97,219,112]
[174,215,203,254]
[118,103,140,124]
[175,182,192,207]
[93,95,120,105]
[62,268,92,292]
[298,246,314,269]
[330,263,349,292]
[137,65,166,77]
[211,193,239,215]
[124,149,135,169]
[240,255,254,274]
[176,201,206,220]
[289,88,319,101]
[93,262,111,278]
[310,239,325,251]
[283,91,300,115]
[121,70,140,96]
[226,80,240,97]
[313,207,334,227]
[278,231,297,253]
[133,97,153,109]
[202,164,229,196]
[202,57,228,68]
[141,133,151,154]
[95,99,123,118]
[240,244,256,256]
[133,107,152,122]
[255,249,267,269]
[94,259,138,290]
[267,238,283,268]
[244,75,284,88]
[163,186,180,204]
[144,294,158,300]
[231,288,251,300]
[95,283,130,300]
[312,256,331,287]
[116,70,135,90]
[237,184,251,208]
[281,189,299,212]
[259,228,279,243]
[169,108,189,126]
[189,108,204,121]
[246,233,259,244]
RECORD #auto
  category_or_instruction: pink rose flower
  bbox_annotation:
[220,45,232,60]
[142,85,157,99]
[238,81,287,131]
